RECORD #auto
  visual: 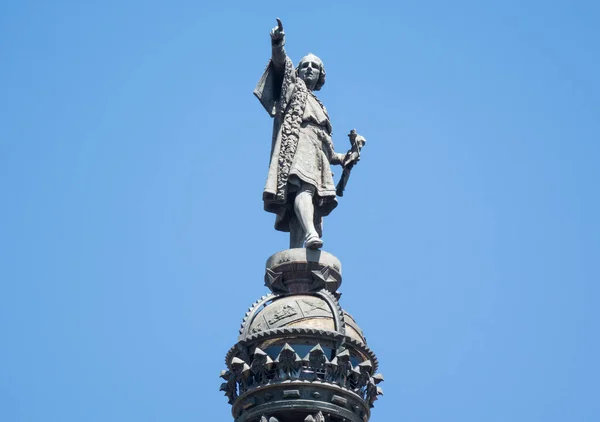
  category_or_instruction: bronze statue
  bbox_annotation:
[255,18,365,249]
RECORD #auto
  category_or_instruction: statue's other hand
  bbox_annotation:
[343,151,360,168]
[270,18,285,43]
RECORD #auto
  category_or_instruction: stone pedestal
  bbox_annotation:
[265,249,342,294]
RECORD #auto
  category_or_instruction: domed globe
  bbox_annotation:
[239,293,371,365]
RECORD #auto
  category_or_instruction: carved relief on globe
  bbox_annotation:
[247,295,336,334]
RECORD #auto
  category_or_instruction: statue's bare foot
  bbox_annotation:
[305,234,323,249]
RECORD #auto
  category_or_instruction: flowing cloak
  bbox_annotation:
[254,56,338,232]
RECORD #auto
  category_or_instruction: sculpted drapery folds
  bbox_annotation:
[254,18,358,250]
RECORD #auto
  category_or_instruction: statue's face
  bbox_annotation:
[298,56,321,90]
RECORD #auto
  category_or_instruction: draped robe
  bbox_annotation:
[254,55,339,232]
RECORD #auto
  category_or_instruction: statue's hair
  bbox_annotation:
[296,53,326,91]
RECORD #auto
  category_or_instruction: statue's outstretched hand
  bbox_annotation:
[270,18,285,44]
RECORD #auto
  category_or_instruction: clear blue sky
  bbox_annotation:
[1,1,598,421]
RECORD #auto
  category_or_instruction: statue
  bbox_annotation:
[254,18,364,249]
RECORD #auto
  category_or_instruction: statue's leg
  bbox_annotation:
[314,214,323,238]
[294,183,323,249]
[289,213,305,249]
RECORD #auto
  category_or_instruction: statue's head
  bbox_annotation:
[296,53,326,91]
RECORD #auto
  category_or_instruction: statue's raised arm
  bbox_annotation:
[254,18,365,250]
[270,18,287,69]
[271,18,285,41]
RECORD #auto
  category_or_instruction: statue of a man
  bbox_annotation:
[254,18,356,249]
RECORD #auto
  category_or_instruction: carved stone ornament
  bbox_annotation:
[274,343,302,380]
[251,347,274,385]
[231,357,251,394]
[365,375,384,408]
[304,411,326,422]
[311,266,338,292]
[352,360,372,393]
[264,268,284,292]
[219,369,237,404]
[302,344,330,381]
[329,349,352,386]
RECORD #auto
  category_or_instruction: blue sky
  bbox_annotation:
[1,1,599,421]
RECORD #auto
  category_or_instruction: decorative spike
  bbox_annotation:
[281,343,294,352]
[310,343,324,353]
[231,357,250,376]
[254,347,267,357]
[359,360,373,375]
[265,268,284,292]
[231,356,246,366]
[311,266,338,292]
[303,343,325,361]
[337,349,351,359]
